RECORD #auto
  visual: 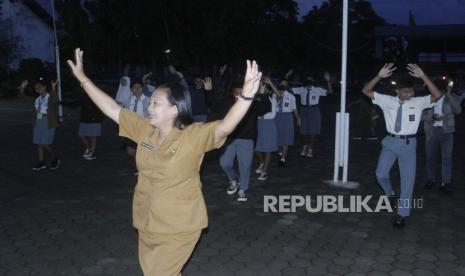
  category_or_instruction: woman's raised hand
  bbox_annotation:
[242,60,262,98]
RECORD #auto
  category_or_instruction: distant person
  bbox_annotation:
[115,76,132,107]
[422,79,462,194]
[78,89,104,160]
[190,76,210,122]
[126,79,150,175]
[32,78,60,170]
[254,77,278,181]
[362,63,442,228]
[288,70,333,157]
[269,79,300,167]
[142,72,156,97]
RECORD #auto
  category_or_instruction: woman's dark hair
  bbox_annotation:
[157,82,193,129]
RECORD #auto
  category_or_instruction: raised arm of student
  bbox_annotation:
[324,72,333,94]
[214,60,262,144]
[407,64,442,102]
[67,48,122,123]
[142,72,152,85]
[263,77,278,94]
[50,80,58,102]
[362,63,396,99]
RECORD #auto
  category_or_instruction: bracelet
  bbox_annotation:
[239,91,254,101]
[80,79,91,87]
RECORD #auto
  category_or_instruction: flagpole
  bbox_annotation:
[50,0,63,122]
[326,0,359,189]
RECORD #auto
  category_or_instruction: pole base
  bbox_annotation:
[324,180,360,189]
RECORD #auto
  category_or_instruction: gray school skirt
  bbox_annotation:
[275,112,294,146]
[300,106,321,135]
[79,123,102,137]
[255,118,278,152]
[33,116,55,145]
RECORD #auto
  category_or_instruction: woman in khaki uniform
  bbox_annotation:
[67,48,262,276]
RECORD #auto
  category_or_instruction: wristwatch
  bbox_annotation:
[239,91,254,101]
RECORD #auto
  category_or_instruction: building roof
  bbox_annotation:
[375,24,465,38]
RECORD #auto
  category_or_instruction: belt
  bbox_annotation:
[388,133,416,145]
[388,133,416,139]
[303,104,319,107]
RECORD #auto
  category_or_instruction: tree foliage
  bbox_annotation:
[56,0,386,76]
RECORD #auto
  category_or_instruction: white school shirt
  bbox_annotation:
[277,91,296,113]
[291,86,327,106]
[128,94,150,117]
[261,94,277,120]
[35,93,50,114]
[372,91,433,135]
[432,95,445,127]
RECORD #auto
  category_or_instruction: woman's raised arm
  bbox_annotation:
[67,48,122,123]
[214,60,262,144]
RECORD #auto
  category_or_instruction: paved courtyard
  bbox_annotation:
[1,97,465,276]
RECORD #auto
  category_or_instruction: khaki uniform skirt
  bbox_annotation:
[138,230,201,276]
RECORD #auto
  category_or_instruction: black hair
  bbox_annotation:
[131,78,143,86]
[34,77,47,87]
[396,76,414,89]
[304,77,316,86]
[157,82,193,129]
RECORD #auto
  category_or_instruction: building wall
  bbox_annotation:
[1,0,54,67]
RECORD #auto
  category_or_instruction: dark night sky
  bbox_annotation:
[296,0,465,25]
[39,0,465,26]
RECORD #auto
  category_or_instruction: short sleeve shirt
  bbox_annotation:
[119,109,226,233]
[277,91,297,113]
[372,92,433,135]
[292,86,327,106]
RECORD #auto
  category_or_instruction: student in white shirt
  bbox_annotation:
[32,79,61,171]
[289,72,333,157]
[362,63,442,228]
[255,78,278,181]
[265,79,300,166]
[126,79,150,175]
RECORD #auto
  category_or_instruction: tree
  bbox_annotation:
[301,0,386,73]
[0,19,20,69]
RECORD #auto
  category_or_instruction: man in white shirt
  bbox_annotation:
[290,72,333,157]
[362,63,442,228]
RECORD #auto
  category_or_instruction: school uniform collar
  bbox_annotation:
[132,94,146,101]
[38,93,50,100]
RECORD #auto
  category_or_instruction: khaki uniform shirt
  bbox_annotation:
[119,109,226,233]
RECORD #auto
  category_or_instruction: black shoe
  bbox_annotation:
[32,161,47,171]
[50,158,61,170]
[424,180,435,189]
[279,158,286,167]
[439,184,454,195]
[393,215,407,228]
